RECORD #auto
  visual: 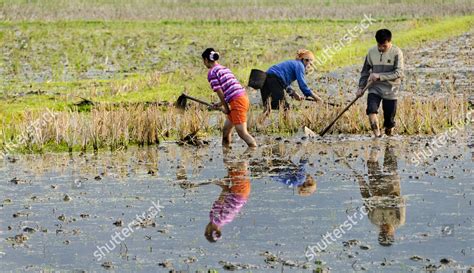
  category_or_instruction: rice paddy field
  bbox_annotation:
[0,0,473,272]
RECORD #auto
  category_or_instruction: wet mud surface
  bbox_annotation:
[1,129,473,272]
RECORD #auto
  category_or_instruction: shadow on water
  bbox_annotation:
[0,131,473,272]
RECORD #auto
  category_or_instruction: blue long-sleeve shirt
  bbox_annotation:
[266,60,313,97]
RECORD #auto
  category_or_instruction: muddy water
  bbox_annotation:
[1,130,473,272]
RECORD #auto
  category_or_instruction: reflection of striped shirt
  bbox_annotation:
[209,170,250,228]
[207,64,245,103]
[210,193,248,228]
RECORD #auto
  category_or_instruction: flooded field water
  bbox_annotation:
[1,128,473,272]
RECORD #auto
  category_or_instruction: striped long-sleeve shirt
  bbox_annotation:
[207,64,245,103]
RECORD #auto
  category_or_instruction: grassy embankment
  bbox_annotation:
[0,15,472,153]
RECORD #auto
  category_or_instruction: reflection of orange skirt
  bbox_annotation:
[228,94,249,125]
[229,169,251,199]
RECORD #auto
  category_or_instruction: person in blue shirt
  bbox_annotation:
[261,49,323,111]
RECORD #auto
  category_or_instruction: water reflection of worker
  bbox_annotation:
[358,143,405,246]
[204,149,251,242]
[266,144,317,197]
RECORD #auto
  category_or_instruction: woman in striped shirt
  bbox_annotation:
[202,48,257,148]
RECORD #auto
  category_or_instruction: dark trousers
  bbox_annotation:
[260,74,289,110]
[366,93,397,129]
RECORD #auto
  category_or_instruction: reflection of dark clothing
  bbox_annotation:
[270,159,308,187]
[261,74,289,110]
[365,146,400,197]
[361,146,405,227]
[366,93,397,129]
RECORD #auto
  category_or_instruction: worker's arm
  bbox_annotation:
[214,89,231,114]
[359,55,372,88]
[356,55,372,97]
[209,69,230,113]
[295,66,322,102]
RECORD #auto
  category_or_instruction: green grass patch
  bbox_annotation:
[0,15,472,129]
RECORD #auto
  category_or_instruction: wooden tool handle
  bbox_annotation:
[184,94,213,107]
[319,81,372,136]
